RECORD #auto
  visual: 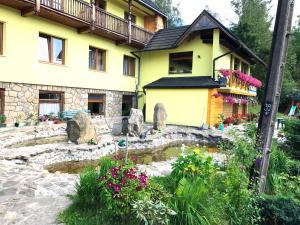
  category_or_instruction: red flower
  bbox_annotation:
[107,182,114,188]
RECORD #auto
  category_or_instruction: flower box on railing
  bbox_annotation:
[219,69,262,88]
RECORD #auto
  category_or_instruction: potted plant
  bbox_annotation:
[15,112,26,127]
[0,114,6,128]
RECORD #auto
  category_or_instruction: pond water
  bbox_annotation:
[45,145,218,174]
[8,135,68,148]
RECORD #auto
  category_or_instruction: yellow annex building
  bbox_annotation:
[0,0,264,127]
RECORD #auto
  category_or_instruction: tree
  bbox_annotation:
[231,0,273,100]
[154,0,183,27]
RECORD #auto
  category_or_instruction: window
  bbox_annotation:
[96,0,106,10]
[123,55,135,77]
[39,91,64,116]
[124,12,136,24]
[234,58,240,71]
[169,52,193,74]
[39,33,65,64]
[89,47,106,71]
[0,22,3,55]
[241,62,249,74]
[88,94,105,115]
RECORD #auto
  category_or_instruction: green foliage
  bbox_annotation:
[154,0,183,27]
[231,0,272,99]
[258,195,300,225]
[171,147,217,182]
[132,199,176,225]
[283,118,300,159]
[0,114,6,123]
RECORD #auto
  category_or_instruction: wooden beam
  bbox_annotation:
[78,26,91,34]
[21,7,35,17]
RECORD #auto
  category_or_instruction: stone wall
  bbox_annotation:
[0,82,134,124]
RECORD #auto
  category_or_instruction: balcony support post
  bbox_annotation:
[36,0,40,13]
[91,0,96,31]
[128,0,132,44]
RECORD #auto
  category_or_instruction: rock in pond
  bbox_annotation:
[153,103,167,130]
[128,108,144,137]
[66,111,97,144]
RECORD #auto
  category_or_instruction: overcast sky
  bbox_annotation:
[173,0,300,28]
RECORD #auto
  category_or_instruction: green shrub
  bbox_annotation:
[0,114,6,124]
[283,118,300,159]
[258,195,300,225]
[132,199,176,225]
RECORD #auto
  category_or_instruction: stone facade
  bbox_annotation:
[0,82,134,124]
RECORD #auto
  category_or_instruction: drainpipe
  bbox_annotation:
[213,44,242,81]
[131,51,141,109]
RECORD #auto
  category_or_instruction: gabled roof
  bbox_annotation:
[144,76,226,89]
[143,10,265,66]
[137,0,167,18]
[143,26,189,51]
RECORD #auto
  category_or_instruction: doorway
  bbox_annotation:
[122,95,133,116]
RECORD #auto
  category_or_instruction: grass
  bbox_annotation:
[58,204,106,225]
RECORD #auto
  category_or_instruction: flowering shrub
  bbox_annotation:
[94,155,169,223]
[224,95,235,105]
[171,147,217,181]
[219,69,262,88]
[219,69,231,77]
[224,116,233,125]
[233,70,262,88]
[213,93,222,98]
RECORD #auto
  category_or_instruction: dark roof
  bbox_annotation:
[143,26,189,51]
[142,10,265,66]
[137,0,167,18]
[144,76,225,89]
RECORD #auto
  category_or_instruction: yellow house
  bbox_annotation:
[0,0,264,127]
[0,0,166,123]
[137,10,265,127]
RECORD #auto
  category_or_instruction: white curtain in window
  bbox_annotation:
[39,103,60,116]
[123,57,129,75]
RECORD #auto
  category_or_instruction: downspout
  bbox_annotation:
[131,51,141,109]
[213,43,242,80]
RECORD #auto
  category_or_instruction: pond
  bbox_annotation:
[45,145,218,174]
[7,135,68,148]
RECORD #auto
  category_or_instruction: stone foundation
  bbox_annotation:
[0,82,134,124]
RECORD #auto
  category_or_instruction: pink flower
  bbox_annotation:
[213,93,222,98]
[120,178,127,186]
[113,184,121,192]
[107,182,114,188]
[219,69,231,77]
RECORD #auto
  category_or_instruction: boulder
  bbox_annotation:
[66,111,97,144]
[153,103,167,130]
[128,108,144,137]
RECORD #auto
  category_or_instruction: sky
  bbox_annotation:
[173,0,300,28]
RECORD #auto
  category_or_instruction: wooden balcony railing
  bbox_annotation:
[2,0,153,46]
[95,7,129,37]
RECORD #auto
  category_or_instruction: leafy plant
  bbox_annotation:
[132,199,176,225]
[283,118,300,159]
[258,195,300,225]
[0,114,6,124]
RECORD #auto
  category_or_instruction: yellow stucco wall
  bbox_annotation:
[139,35,213,91]
[107,0,147,28]
[0,5,137,92]
[146,89,209,127]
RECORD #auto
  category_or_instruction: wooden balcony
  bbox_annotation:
[0,0,153,48]
[218,71,258,97]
